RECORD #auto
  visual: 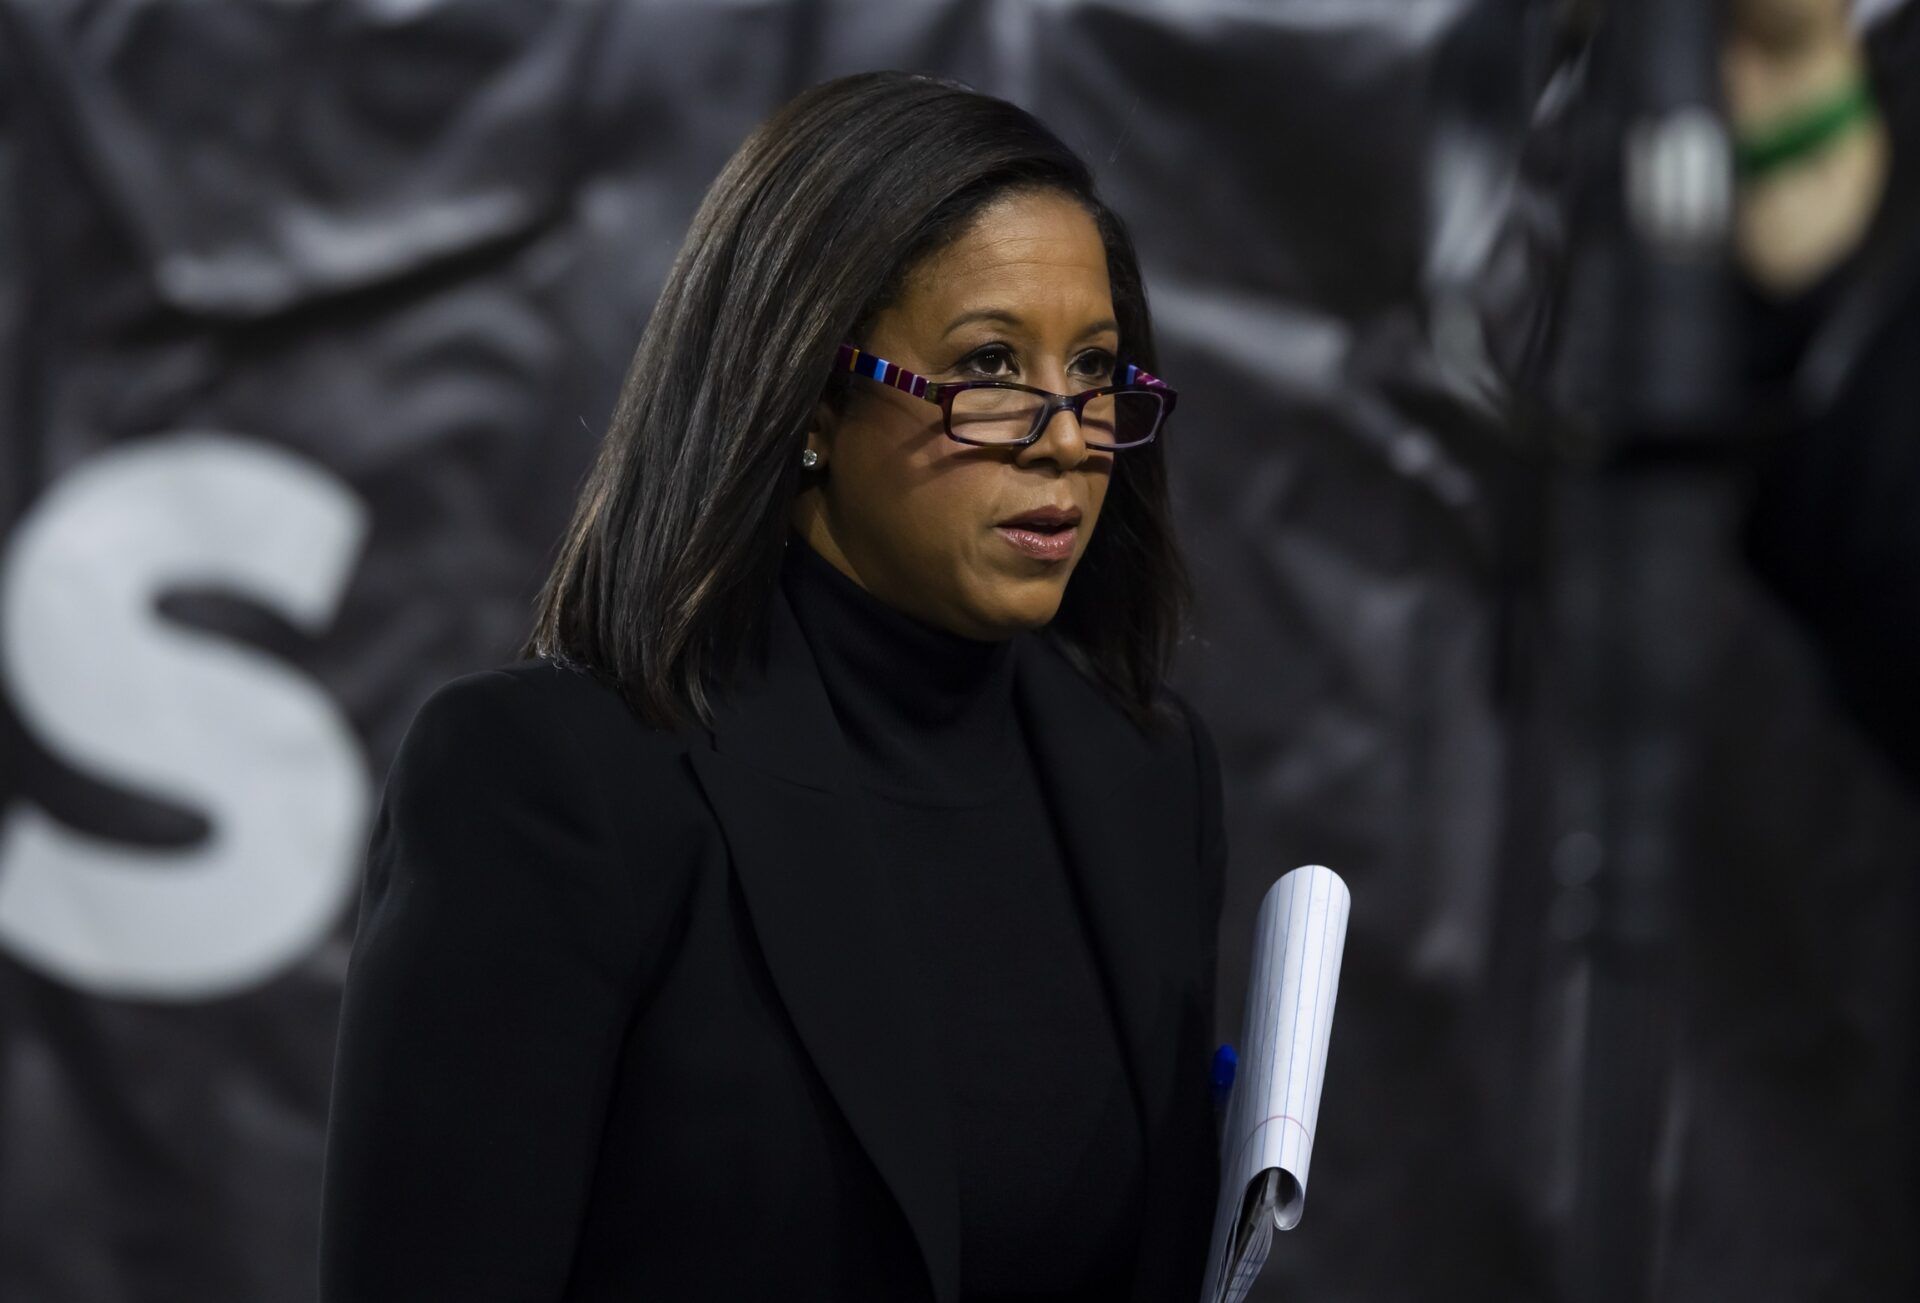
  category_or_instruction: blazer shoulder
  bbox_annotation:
[1146,679,1218,772]
[404,657,709,875]
[388,659,706,985]
[1027,631,1194,759]
[471,656,688,752]
[394,658,690,834]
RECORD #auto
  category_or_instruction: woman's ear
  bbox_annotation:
[805,396,839,463]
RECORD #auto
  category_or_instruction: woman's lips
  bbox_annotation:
[995,523,1077,561]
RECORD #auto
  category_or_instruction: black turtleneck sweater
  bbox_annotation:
[778,531,1146,1301]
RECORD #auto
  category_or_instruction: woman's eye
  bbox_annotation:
[1074,350,1118,381]
[959,346,1016,378]
[958,346,1117,381]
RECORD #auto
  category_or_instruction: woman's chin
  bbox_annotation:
[963,578,1068,636]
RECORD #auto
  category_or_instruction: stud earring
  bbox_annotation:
[800,448,821,469]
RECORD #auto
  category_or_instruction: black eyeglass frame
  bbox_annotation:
[831,342,1178,450]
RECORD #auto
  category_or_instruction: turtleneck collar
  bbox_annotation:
[780,529,1022,804]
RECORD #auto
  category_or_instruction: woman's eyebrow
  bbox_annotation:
[942,307,1024,335]
[940,307,1120,339]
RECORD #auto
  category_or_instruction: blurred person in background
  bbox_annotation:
[1731,0,1920,787]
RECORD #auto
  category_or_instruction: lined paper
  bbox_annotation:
[1198,864,1351,1303]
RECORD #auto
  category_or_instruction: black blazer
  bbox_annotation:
[320,577,1228,1303]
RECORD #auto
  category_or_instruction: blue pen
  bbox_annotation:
[1209,1042,1237,1115]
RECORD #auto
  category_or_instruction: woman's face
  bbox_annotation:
[791,187,1119,640]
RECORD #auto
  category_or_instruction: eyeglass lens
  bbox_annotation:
[948,388,1166,447]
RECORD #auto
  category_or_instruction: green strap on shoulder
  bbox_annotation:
[1735,74,1878,181]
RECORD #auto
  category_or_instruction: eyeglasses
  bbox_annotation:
[831,342,1177,450]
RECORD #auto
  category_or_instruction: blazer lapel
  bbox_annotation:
[687,578,1203,1303]
[685,583,963,1303]
[1012,635,1204,1303]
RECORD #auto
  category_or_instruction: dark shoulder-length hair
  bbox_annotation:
[521,69,1192,734]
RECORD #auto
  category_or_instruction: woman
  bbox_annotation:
[319,70,1228,1303]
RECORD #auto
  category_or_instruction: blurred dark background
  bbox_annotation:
[2,1,1916,1299]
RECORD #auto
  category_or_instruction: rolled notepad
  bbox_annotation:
[1199,864,1352,1303]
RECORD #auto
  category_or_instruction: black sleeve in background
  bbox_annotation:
[318,670,645,1302]
[1740,224,1920,789]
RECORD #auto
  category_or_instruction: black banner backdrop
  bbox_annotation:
[2,2,1915,1300]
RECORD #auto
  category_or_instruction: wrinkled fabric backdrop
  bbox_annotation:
[2,2,1914,1300]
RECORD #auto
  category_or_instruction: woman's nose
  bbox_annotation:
[1018,399,1091,469]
